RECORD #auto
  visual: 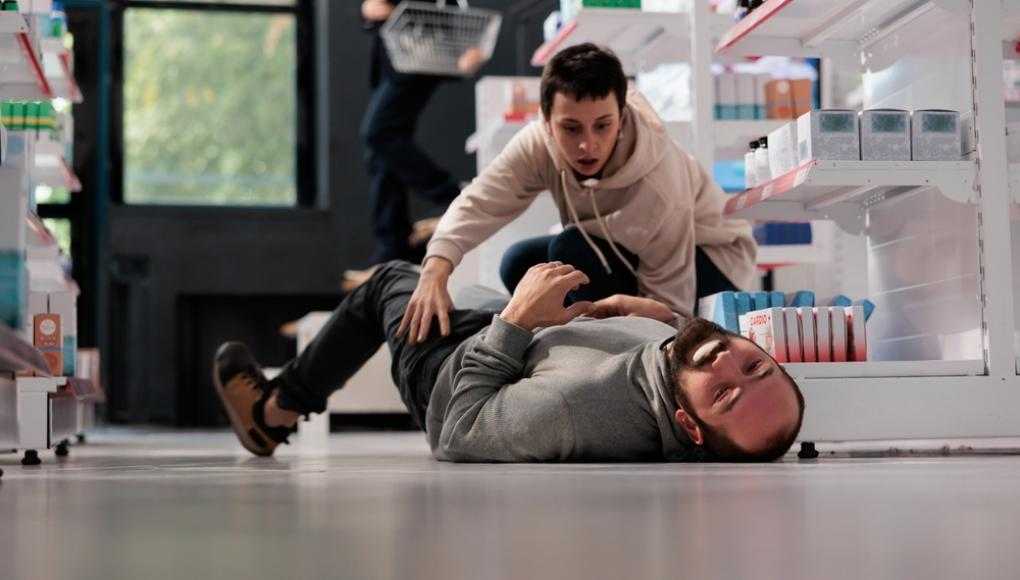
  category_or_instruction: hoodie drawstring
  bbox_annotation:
[561,170,613,274]
[560,170,639,279]
[587,184,640,279]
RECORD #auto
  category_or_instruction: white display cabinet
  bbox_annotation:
[0,13,92,472]
[713,0,1020,448]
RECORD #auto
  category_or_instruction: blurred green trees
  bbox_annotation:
[123,9,297,206]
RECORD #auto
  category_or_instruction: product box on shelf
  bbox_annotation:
[764,80,793,119]
[739,308,788,363]
[715,73,738,120]
[911,109,961,161]
[790,79,812,118]
[33,311,61,375]
[798,306,816,362]
[846,304,868,362]
[698,291,739,333]
[0,193,26,252]
[860,109,911,161]
[829,306,848,363]
[754,74,769,120]
[814,306,831,362]
[767,122,797,178]
[736,74,756,120]
[0,250,26,328]
[752,292,769,311]
[783,308,802,363]
[797,109,860,162]
[49,289,76,375]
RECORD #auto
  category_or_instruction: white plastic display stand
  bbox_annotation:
[294,312,408,443]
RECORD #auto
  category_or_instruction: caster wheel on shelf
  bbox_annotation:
[798,442,819,460]
[0,467,4,478]
[21,450,40,466]
[55,442,70,458]
[76,434,86,445]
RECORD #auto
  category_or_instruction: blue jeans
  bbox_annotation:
[499,229,738,303]
[360,74,461,264]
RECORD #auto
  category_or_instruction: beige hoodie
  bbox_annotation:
[426,89,757,319]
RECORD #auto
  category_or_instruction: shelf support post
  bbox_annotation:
[689,0,715,169]
[970,0,1016,379]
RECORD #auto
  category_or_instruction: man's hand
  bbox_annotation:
[590,294,675,324]
[362,0,394,22]
[398,257,454,344]
[499,262,593,332]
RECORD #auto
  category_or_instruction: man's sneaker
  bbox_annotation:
[212,342,296,457]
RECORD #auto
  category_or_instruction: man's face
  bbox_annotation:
[670,319,801,456]
[546,92,621,178]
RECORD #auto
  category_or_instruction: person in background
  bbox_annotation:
[213,261,805,463]
[359,0,463,265]
[399,43,757,345]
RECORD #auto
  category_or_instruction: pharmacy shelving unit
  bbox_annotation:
[710,0,1020,450]
[0,11,91,471]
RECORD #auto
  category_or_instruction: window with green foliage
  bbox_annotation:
[122,5,300,206]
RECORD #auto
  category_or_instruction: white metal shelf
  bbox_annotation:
[532,8,729,74]
[756,243,819,266]
[0,12,52,100]
[466,118,780,163]
[32,132,81,191]
[0,322,50,376]
[784,359,983,380]
[715,0,969,59]
[724,159,976,234]
[40,37,82,103]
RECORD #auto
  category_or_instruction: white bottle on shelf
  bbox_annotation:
[754,137,771,185]
[745,141,759,189]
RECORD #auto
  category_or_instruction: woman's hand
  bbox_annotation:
[398,258,454,344]
[590,294,675,323]
[362,0,394,22]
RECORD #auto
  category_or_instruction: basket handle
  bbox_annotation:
[436,0,469,8]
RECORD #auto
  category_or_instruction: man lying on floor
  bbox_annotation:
[213,261,805,463]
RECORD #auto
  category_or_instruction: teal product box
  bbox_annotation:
[769,291,785,308]
[734,292,752,317]
[62,336,76,376]
[829,294,852,307]
[0,250,26,329]
[697,291,739,333]
[752,291,769,311]
[789,290,815,307]
[854,298,876,322]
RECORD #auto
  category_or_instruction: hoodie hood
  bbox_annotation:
[541,89,671,278]
[540,88,670,192]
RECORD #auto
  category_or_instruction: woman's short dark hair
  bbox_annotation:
[540,43,627,119]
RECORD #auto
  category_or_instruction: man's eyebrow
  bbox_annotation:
[595,114,614,121]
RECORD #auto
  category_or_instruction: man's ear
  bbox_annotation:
[674,408,703,446]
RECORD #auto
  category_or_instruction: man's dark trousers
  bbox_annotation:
[271,261,493,428]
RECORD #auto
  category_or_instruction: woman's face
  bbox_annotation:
[545,92,622,178]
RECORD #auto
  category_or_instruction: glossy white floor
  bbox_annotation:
[2,429,1020,580]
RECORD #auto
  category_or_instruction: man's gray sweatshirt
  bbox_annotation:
[425,315,695,462]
